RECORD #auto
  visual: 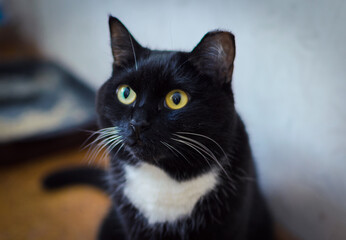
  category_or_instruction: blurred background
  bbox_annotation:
[0,0,345,240]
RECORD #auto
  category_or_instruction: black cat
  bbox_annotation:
[44,16,273,240]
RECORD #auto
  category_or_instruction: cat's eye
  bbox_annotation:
[165,89,189,110]
[117,84,137,105]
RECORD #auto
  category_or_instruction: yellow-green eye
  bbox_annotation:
[117,84,136,105]
[165,89,189,110]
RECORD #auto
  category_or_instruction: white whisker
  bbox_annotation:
[173,134,217,160]
[100,139,122,161]
[160,141,191,165]
[171,138,212,168]
[84,126,122,164]
[82,127,120,150]
[177,132,228,160]
[173,133,231,180]
[93,137,122,160]
[114,143,125,156]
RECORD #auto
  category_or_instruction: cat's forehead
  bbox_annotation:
[122,51,195,92]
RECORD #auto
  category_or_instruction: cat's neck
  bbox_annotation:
[122,162,219,224]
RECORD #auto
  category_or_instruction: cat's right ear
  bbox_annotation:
[109,16,145,68]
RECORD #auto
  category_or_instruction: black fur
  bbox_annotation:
[43,167,108,192]
[44,16,273,240]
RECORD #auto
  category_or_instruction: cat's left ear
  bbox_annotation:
[189,31,236,85]
[109,16,146,68]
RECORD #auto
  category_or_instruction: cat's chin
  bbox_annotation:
[124,144,163,164]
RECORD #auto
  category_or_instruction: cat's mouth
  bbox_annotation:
[124,140,159,163]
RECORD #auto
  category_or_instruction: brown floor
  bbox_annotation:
[0,149,298,240]
[0,150,110,240]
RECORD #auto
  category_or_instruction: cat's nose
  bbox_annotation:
[128,107,151,144]
[129,119,150,141]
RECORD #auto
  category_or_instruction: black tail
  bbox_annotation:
[42,167,108,192]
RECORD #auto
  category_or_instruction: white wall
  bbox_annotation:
[6,0,346,239]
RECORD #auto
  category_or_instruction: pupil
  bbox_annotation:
[123,87,130,99]
[172,92,181,105]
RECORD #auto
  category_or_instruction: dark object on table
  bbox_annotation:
[0,59,97,165]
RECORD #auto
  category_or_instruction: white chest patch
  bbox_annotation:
[123,163,218,224]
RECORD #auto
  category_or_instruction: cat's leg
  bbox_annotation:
[98,206,127,240]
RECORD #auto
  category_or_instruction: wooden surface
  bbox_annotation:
[0,150,110,240]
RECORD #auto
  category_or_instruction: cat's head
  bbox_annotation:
[96,16,237,178]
